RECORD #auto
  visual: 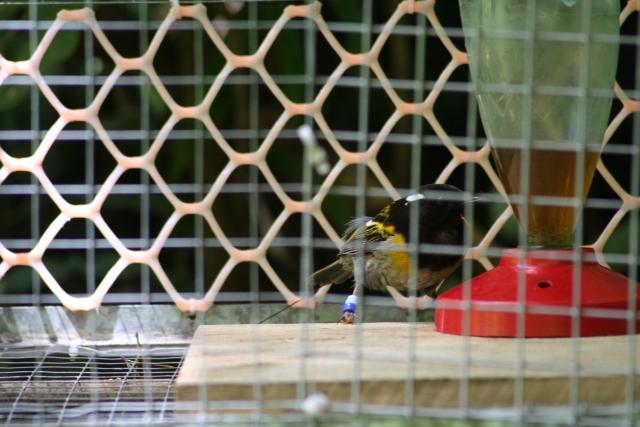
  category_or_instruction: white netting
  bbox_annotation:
[0,0,637,312]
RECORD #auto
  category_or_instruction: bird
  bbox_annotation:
[310,183,467,324]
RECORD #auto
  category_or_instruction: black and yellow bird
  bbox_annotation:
[311,183,467,323]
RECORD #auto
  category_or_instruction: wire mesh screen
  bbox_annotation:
[0,0,639,424]
[0,0,637,312]
[0,346,184,424]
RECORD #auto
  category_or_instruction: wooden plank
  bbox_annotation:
[175,323,640,412]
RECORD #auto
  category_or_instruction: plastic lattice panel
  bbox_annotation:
[0,1,638,313]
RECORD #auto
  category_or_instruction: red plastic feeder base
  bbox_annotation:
[435,248,640,337]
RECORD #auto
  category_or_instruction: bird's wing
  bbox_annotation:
[339,214,398,256]
[341,216,372,241]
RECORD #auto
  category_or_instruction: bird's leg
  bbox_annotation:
[339,257,365,324]
[338,293,358,324]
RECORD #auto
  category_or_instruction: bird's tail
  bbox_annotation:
[259,261,351,324]
[309,260,352,288]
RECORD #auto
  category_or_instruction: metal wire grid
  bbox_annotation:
[0,345,185,424]
[162,1,640,425]
[0,2,638,424]
[0,0,465,311]
[0,0,636,314]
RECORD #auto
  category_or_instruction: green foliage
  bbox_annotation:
[39,30,81,74]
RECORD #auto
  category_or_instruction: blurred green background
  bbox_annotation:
[0,1,637,303]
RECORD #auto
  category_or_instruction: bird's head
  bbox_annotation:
[388,184,467,242]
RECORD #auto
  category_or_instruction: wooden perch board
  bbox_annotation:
[175,323,640,412]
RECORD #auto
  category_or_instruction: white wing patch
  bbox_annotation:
[405,193,424,203]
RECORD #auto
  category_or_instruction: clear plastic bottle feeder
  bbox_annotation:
[435,0,639,337]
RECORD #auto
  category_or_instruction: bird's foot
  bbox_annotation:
[338,310,356,324]
[338,295,358,324]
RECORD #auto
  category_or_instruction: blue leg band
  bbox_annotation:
[342,295,358,313]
